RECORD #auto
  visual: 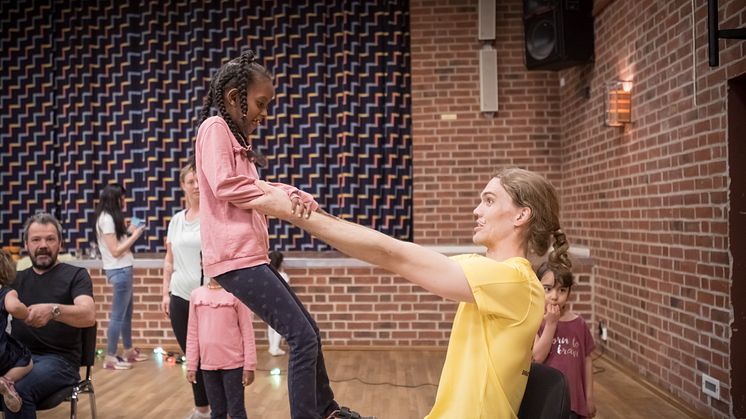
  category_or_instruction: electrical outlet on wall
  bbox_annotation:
[702,374,720,399]
[598,320,608,342]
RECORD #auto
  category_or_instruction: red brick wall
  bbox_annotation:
[411,0,563,244]
[92,265,459,352]
[92,259,593,352]
[558,1,745,417]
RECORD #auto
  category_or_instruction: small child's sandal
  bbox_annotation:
[0,377,22,413]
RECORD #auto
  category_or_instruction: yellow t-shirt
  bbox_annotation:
[425,254,545,419]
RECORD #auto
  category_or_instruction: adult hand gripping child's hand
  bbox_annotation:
[239,181,297,220]
[288,190,316,219]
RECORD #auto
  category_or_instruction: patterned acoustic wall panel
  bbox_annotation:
[0,0,412,253]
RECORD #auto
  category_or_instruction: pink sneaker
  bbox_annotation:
[124,348,148,362]
[103,355,132,370]
[0,377,22,413]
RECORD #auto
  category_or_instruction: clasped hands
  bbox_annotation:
[234,181,315,220]
[23,303,55,328]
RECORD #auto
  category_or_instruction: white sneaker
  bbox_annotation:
[103,355,132,370]
[187,409,211,419]
[269,348,286,356]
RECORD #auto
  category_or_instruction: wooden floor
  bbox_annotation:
[31,349,699,419]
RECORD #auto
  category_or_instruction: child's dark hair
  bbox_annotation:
[94,184,128,240]
[536,261,574,288]
[269,250,284,270]
[198,50,272,165]
[0,250,16,286]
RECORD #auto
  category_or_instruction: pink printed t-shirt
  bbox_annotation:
[538,315,596,417]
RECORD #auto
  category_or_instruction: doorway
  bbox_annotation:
[729,72,746,418]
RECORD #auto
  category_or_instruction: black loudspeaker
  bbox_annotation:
[523,0,594,70]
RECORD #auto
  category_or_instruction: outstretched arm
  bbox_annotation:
[238,181,474,303]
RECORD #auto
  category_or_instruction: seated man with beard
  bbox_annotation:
[1,213,95,418]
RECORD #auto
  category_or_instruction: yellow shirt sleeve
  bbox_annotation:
[453,254,533,322]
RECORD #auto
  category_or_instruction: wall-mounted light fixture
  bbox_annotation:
[605,80,632,127]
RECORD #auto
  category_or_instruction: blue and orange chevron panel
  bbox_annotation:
[0,0,412,252]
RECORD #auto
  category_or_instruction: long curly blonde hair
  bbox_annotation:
[495,168,572,272]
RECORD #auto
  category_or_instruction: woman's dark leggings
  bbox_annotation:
[170,294,210,408]
[216,264,339,419]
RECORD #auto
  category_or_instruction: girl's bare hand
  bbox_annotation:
[544,303,561,325]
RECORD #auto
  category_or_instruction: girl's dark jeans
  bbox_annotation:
[216,264,339,419]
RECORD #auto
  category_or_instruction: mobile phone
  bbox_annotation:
[131,216,145,227]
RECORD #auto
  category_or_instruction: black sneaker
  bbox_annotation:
[327,406,377,419]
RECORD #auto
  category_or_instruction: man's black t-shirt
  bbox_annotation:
[10,263,94,366]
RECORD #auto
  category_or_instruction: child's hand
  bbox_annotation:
[186,370,197,384]
[242,370,255,386]
[242,180,293,219]
[544,303,561,325]
[289,191,317,219]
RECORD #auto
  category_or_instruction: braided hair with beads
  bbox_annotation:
[197,50,272,166]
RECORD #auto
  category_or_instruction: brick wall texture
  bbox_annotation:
[89,1,745,418]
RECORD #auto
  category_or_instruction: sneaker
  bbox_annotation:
[124,348,148,362]
[268,348,286,356]
[103,355,132,370]
[0,377,22,413]
[327,407,377,419]
[187,409,211,419]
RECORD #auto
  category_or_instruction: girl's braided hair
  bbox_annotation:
[198,50,272,165]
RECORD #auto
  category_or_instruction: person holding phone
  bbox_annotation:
[94,184,147,370]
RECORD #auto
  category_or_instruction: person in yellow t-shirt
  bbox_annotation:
[237,167,572,419]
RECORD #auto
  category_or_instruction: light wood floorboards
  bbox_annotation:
[30,349,700,419]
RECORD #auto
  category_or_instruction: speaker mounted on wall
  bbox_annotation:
[523,0,594,70]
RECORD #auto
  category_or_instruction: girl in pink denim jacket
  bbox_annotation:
[194,50,371,419]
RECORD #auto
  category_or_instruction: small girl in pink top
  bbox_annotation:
[186,278,257,419]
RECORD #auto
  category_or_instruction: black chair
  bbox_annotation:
[518,362,571,419]
[2,323,98,419]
